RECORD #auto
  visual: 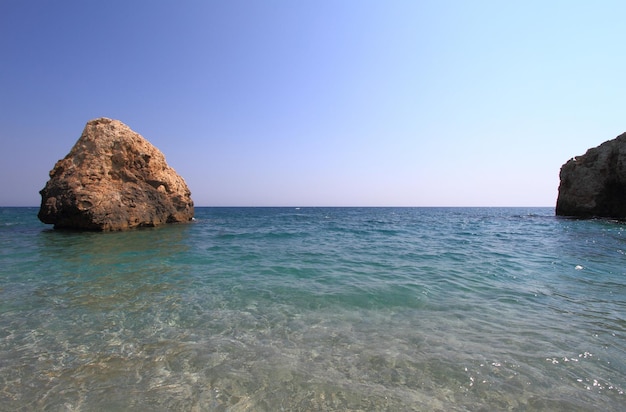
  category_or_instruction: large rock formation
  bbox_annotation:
[556,131,626,218]
[38,118,194,230]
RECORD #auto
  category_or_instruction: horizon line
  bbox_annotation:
[1,205,556,209]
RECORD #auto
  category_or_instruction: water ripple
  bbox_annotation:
[0,207,624,410]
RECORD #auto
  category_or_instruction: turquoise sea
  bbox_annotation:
[0,207,624,411]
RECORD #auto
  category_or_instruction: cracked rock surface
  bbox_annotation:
[556,131,626,219]
[38,117,194,230]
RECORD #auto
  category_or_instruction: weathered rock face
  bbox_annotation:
[556,132,626,218]
[38,118,194,230]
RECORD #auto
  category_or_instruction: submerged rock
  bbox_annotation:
[556,131,626,219]
[38,117,194,230]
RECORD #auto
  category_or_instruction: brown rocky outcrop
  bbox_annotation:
[556,132,626,218]
[38,117,194,230]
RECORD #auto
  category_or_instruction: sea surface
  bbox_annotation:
[0,207,624,411]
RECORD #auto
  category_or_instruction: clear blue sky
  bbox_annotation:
[1,0,624,207]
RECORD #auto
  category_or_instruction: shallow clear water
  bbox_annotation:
[0,207,624,411]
